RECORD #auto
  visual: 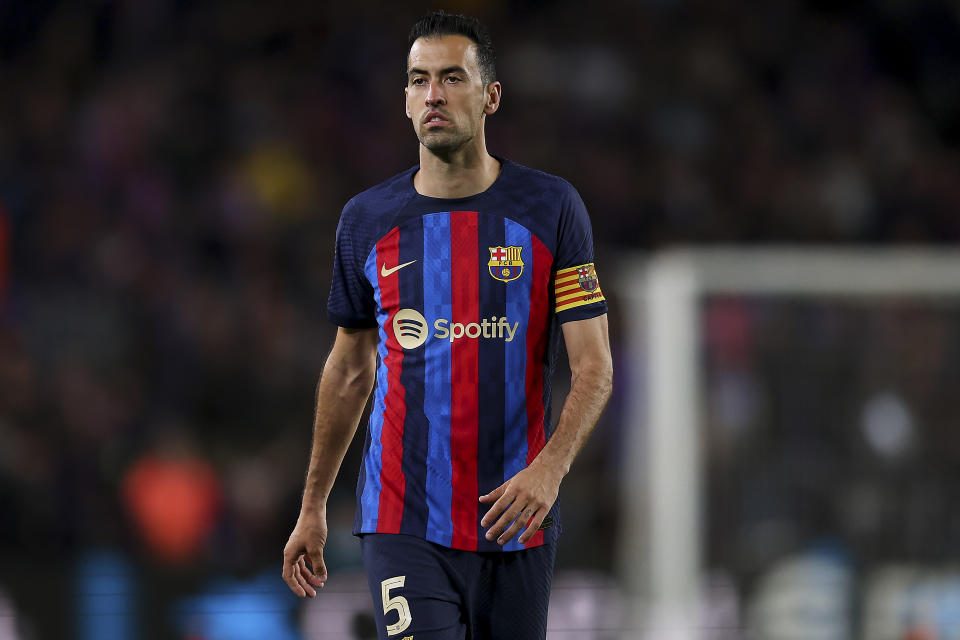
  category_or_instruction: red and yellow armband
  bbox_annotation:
[553,263,605,313]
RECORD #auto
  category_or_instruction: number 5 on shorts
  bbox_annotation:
[380,576,412,636]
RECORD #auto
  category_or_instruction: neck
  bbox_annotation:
[414,136,501,199]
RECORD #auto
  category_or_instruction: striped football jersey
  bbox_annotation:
[327,158,606,552]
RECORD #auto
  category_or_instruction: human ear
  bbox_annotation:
[484,81,502,115]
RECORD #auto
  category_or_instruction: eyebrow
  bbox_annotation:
[408,65,468,77]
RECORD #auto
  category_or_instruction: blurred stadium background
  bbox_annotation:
[1,0,959,638]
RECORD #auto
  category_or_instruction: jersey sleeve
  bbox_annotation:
[552,183,608,323]
[327,201,377,328]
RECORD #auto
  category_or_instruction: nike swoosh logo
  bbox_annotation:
[381,260,417,277]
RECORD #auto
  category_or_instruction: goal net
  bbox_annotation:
[618,249,960,640]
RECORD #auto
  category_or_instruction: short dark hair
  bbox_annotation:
[407,10,497,85]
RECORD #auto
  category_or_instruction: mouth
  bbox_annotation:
[423,112,450,127]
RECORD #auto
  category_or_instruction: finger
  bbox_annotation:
[308,551,328,586]
[283,556,307,597]
[479,483,506,504]
[485,499,526,541]
[518,508,548,544]
[301,554,325,587]
[297,556,317,587]
[480,486,517,527]
[496,505,536,545]
[293,561,312,598]
[293,560,316,598]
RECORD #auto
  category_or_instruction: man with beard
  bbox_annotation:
[283,11,613,639]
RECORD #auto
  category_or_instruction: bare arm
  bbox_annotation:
[531,315,614,478]
[480,314,613,545]
[301,327,379,507]
[282,326,378,596]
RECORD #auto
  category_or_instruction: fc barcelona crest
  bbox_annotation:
[577,265,599,292]
[488,246,524,282]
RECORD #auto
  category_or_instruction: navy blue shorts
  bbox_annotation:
[360,533,556,640]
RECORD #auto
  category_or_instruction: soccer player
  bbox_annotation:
[282,10,613,639]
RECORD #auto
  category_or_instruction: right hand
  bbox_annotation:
[282,511,329,597]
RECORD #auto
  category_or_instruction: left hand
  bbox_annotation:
[478,461,562,545]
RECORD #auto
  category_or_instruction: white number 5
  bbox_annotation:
[380,575,412,636]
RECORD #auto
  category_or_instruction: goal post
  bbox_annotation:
[617,248,960,640]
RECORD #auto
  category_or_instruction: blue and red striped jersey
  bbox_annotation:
[327,158,607,552]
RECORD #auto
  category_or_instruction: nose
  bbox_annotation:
[425,81,446,106]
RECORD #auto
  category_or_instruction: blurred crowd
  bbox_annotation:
[701,299,960,639]
[0,0,959,637]
[704,300,960,572]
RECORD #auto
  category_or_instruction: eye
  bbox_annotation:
[411,77,426,86]
[446,76,462,84]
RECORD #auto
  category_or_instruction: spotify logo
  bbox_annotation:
[392,309,429,349]
[391,308,520,350]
